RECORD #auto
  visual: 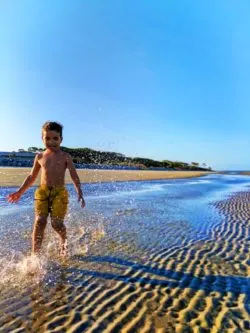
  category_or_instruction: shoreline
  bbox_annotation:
[0,167,213,187]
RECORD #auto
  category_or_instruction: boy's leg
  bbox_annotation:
[50,187,68,255]
[32,215,48,254]
[51,217,67,254]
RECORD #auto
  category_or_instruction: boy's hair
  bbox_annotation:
[42,121,63,137]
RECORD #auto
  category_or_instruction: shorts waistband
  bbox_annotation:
[40,185,66,191]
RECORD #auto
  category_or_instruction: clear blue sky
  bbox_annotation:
[1,1,250,170]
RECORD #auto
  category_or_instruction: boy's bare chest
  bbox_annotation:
[40,155,67,171]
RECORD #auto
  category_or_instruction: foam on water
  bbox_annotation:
[0,208,106,292]
[87,186,166,200]
[0,223,105,290]
[0,253,47,288]
[185,179,211,185]
[86,179,214,201]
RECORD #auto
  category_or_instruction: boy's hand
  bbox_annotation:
[78,195,85,208]
[7,191,22,203]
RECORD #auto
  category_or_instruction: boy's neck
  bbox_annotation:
[46,147,61,153]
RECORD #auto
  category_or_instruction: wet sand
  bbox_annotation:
[0,187,250,331]
[0,167,212,187]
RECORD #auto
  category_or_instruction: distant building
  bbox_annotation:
[0,151,35,158]
[0,152,11,160]
[0,152,11,156]
[15,151,35,158]
[0,151,35,166]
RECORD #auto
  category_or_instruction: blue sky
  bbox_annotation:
[1,1,250,170]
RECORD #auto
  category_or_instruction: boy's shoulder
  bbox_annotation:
[62,151,71,159]
[36,152,44,160]
[60,151,73,163]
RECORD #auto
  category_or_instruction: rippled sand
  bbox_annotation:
[0,167,211,186]
[0,191,250,332]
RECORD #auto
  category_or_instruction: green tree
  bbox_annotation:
[28,147,39,152]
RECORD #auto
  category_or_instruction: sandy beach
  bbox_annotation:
[0,167,212,187]
[0,174,250,332]
[239,171,250,176]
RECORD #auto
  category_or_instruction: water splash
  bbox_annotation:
[0,252,47,289]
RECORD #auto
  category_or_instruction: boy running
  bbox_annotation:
[7,121,85,256]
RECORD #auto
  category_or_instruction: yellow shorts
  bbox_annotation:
[34,185,69,219]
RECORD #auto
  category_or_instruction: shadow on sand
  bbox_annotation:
[65,255,250,314]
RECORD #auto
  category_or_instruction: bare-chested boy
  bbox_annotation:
[7,121,85,256]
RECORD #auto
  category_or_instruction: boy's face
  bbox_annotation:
[42,130,62,151]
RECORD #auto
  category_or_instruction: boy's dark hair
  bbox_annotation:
[42,121,63,137]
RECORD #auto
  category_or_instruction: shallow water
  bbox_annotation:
[0,174,250,332]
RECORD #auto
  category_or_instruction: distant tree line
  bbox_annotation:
[24,146,212,171]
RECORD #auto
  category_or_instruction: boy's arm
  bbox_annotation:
[7,154,41,203]
[66,154,85,208]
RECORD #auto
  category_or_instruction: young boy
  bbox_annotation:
[7,121,85,256]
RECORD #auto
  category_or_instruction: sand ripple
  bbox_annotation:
[0,192,250,332]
